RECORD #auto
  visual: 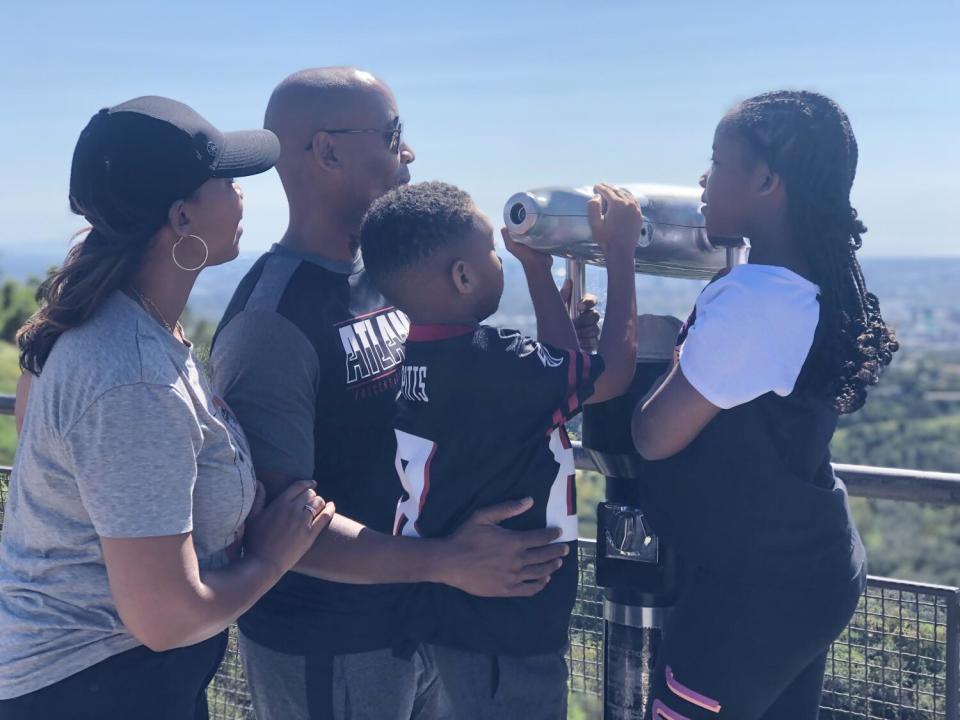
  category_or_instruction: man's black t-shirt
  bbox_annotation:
[211,244,409,653]
[393,324,605,656]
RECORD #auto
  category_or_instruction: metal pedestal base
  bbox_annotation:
[603,600,670,720]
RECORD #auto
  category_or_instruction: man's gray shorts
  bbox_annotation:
[238,631,449,720]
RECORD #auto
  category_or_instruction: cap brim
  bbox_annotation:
[212,129,280,178]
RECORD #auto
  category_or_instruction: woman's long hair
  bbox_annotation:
[17,229,151,375]
[727,91,898,413]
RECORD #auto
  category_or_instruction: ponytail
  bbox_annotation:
[17,227,150,374]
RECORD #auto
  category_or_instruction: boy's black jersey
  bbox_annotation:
[393,323,605,656]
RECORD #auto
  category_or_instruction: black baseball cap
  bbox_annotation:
[69,96,280,239]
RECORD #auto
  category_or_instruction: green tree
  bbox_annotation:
[0,277,40,344]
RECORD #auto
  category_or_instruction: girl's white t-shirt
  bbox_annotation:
[679,264,821,410]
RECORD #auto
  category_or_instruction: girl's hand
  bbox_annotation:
[243,479,336,575]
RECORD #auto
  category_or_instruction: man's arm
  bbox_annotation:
[257,467,567,598]
[102,480,330,652]
[212,311,319,481]
[218,309,568,599]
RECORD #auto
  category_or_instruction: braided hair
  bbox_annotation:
[725,91,898,413]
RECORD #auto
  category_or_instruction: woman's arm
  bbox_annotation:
[100,479,334,652]
[631,363,720,461]
[101,533,282,652]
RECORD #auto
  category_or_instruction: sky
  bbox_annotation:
[1,0,957,261]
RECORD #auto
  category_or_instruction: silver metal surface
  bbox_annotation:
[604,621,662,719]
[567,258,586,320]
[602,504,658,563]
[503,184,742,279]
[603,600,667,630]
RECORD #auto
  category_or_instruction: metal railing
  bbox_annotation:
[572,444,960,506]
[1,401,958,718]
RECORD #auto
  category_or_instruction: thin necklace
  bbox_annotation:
[130,288,185,340]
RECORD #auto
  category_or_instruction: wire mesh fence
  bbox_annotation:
[820,577,960,719]
[207,627,254,720]
[568,541,604,698]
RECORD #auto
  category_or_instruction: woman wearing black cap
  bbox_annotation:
[0,97,334,719]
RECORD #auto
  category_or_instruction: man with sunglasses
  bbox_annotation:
[210,67,600,720]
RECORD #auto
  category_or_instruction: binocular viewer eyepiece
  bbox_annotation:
[507,201,528,226]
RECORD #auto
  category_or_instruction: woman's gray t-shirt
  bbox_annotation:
[0,291,257,699]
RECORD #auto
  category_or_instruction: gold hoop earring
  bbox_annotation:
[172,234,209,272]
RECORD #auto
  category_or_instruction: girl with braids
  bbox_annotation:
[631,90,898,719]
[0,97,336,719]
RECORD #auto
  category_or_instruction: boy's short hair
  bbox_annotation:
[360,181,477,297]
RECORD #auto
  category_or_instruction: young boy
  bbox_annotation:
[359,181,640,719]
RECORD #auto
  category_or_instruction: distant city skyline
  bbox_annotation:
[2,0,957,257]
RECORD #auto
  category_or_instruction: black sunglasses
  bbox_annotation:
[305,117,403,154]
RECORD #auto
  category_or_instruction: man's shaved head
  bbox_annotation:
[265,67,389,154]
[264,67,414,257]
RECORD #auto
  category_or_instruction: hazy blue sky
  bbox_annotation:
[1,0,957,259]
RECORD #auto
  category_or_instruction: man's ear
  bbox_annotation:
[450,259,473,295]
[310,132,340,171]
[166,199,190,236]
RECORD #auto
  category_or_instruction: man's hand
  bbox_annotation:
[438,497,569,597]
